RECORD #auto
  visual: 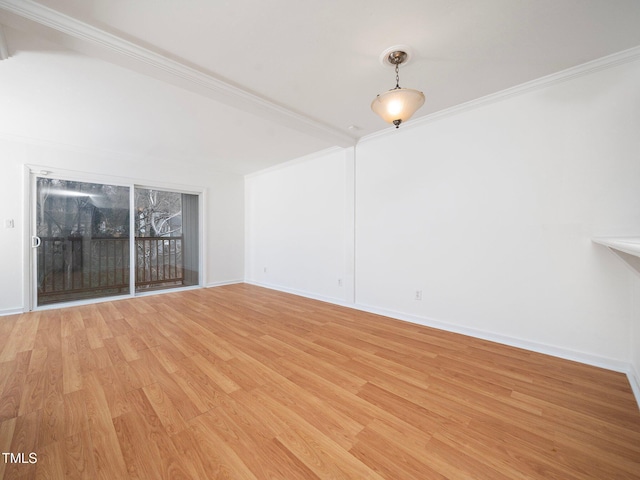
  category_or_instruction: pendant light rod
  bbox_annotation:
[388,50,407,89]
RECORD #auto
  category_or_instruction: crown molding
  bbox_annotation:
[361,45,640,144]
[0,0,356,147]
[245,146,347,179]
[0,23,9,59]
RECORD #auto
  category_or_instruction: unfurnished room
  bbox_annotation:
[1,1,640,479]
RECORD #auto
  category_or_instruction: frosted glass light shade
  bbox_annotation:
[371,88,425,127]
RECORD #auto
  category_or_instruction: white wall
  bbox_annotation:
[0,136,245,314]
[245,147,354,303]
[628,258,640,398]
[245,58,640,377]
[634,276,640,392]
[356,58,640,367]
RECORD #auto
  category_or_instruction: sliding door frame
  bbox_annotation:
[133,185,203,295]
[24,165,206,311]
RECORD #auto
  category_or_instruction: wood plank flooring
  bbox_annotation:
[1,283,640,479]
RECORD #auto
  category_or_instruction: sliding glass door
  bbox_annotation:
[34,177,131,306]
[134,188,199,293]
[32,175,200,308]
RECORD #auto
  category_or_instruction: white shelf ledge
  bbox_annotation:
[592,237,640,258]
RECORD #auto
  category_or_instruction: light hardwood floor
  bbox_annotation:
[1,283,639,479]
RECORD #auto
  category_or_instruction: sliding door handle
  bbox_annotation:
[31,236,41,248]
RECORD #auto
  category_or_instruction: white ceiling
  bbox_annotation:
[1,0,640,175]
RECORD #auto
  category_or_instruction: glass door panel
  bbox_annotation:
[134,188,199,293]
[35,177,130,306]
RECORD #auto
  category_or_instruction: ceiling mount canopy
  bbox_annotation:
[371,48,425,129]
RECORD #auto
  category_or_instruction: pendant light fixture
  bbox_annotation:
[371,49,425,128]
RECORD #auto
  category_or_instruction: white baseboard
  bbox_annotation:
[1,281,241,315]
[246,281,639,409]
[627,364,640,410]
[245,280,351,307]
[206,279,245,288]
[354,301,631,374]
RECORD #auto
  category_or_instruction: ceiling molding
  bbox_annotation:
[361,45,640,144]
[0,0,356,147]
[245,146,346,179]
[0,23,8,60]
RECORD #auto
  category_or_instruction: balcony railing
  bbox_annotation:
[37,236,184,304]
[136,236,184,289]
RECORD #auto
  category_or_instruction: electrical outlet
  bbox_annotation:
[415,290,422,300]
[263,267,268,274]
[338,278,343,287]
[5,219,14,228]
